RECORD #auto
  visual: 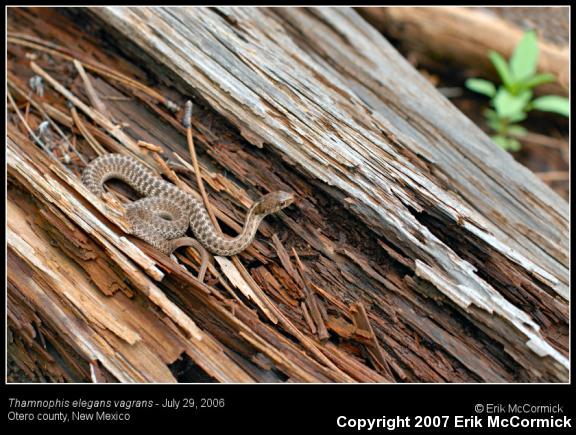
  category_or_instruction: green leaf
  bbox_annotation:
[510,30,539,82]
[518,73,556,90]
[491,135,507,147]
[507,125,528,136]
[493,89,532,118]
[488,51,513,88]
[483,108,499,121]
[487,119,503,133]
[465,78,496,97]
[484,109,504,132]
[507,138,522,152]
[492,135,521,152]
[508,111,528,123]
[530,95,570,117]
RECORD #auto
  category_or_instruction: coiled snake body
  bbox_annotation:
[82,154,294,256]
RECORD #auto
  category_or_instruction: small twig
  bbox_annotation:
[309,282,351,319]
[149,149,186,189]
[17,92,124,155]
[170,152,196,173]
[293,248,329,340]
[349,302,392,378]
[7,89,52,157]
[73,59,112,120]
[301,301,317,334]
[8,77,88,164]
[100,95,132,102]
[9,34,180,112]
[137,140,163,153]
[23,102,31,122]
[166,160,192,174]
[182,101,286,318]
[70,105,107,157]
[271,233,302,289]
[30,61,142,157]
[184,101,221,231]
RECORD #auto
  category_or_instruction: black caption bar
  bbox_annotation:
[4,384,575,432]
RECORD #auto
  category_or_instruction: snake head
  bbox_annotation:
[253,191,295,215]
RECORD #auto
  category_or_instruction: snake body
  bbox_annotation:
[82,154,294,255]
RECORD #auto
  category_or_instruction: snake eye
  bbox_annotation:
[158,212,173,221]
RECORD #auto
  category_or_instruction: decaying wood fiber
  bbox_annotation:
[7,7,568,383]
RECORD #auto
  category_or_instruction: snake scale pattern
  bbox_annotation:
[82,154,294,256]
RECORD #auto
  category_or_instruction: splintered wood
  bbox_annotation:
[7,7,568,383]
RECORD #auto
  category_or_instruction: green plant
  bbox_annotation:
[465,30,569,151]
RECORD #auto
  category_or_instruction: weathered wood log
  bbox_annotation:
[7,7,568,383]
[357,7,569,96]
